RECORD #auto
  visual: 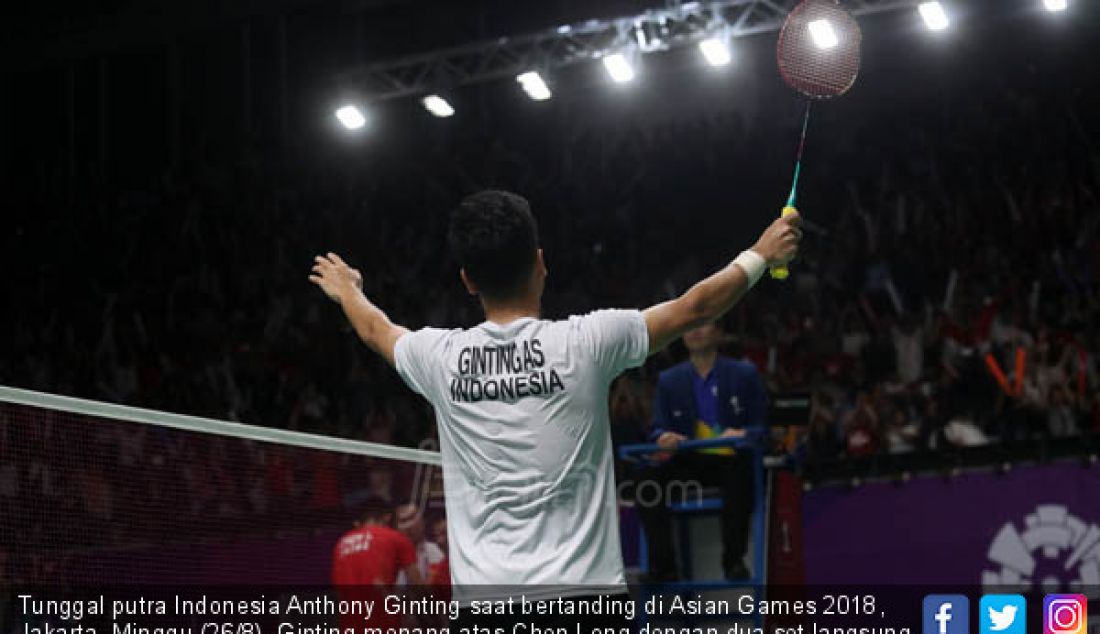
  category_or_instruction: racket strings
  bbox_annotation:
[777,0,862,100]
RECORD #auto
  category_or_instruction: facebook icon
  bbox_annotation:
[924,595,971,634]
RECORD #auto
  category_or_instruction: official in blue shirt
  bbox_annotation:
[637,321,767,581]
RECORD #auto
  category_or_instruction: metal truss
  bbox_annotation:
[338,0,917,103]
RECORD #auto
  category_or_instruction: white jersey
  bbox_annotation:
[394,310,649,602]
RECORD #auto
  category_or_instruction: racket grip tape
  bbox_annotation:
[768,206,799,280]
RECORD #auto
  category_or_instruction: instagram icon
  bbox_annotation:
[1044,595,1088,634]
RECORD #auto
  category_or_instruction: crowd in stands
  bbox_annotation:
[8,86,1099,451]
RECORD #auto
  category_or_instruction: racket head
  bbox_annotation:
[777,0,862,99]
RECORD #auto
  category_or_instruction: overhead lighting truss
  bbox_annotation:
[337,0,915,103]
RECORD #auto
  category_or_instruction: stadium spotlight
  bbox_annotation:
[699,37,732,66]
[335,105,366,130]
[421,94,455,118]
[1043,0,1068,11]
[918,2,950,31]
[516,72,552,101]
[807,19,840,49]
[602,53,636,83]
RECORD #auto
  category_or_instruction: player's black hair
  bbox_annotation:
[360,498,395,525]
[448,190,539,301]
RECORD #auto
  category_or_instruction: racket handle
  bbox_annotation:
[768,206,799,280]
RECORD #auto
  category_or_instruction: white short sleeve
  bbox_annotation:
[394,328,450,398]
[576,309,649,378]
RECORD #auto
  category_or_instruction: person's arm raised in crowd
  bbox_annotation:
[643,213,802,356]
[309,252,408,367]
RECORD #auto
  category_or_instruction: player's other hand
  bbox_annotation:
[751,210,802,267]
[656,431,687,450]
[309,252,363,304]
[719,428,747,439]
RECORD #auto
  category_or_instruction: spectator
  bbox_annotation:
[843,391,881,457]
[395,504,444,585]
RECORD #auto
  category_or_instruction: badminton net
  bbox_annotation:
[0,386,442,586]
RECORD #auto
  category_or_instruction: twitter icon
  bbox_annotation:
[981,595,1027,634]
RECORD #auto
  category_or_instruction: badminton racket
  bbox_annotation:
[770,0,862,280]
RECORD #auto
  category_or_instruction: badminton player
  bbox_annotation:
[331,503,422,632]
[310,190,799,618]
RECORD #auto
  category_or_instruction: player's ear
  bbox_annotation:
[536,249,547,278]
[459,268,478,296]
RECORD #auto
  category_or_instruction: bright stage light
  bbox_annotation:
[421,95,455,118]
[516,72,552,101]
[918,2,950,31]
[335,105,366,130]
[602,53,636,83]
[807,19,840,49]
[698,37,732,66]
[1043,0,1068,12]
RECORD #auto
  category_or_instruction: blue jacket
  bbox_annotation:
[648,357,768,442]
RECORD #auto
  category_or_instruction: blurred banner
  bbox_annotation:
[802,462,1100,589]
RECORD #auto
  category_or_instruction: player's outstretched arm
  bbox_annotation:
[309,253,409,367]
[643,212,801,355]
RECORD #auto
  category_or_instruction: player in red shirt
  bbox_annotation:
[332,503,421,632]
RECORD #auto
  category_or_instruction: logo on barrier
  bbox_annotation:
[983,504,1100,590]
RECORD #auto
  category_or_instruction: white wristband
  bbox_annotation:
[733,249,767,287]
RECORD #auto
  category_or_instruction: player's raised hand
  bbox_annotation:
[309,252,363,304]
[751,210,802,267]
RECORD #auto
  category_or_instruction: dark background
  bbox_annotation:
[2,0,1100,590]
[2,0,1099,455]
